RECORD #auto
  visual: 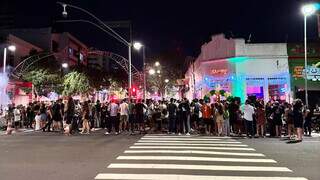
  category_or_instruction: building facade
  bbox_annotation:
[287,43,320,106]
[185,34,290,103]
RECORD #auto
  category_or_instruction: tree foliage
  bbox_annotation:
[23,69,62,96]
[62,71,90,96]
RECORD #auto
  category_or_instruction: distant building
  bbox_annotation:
[87,50,110,71]
[0,34,43,68]
[52,32,88,66]
[0,27,89,68]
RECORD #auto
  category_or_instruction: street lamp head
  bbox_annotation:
[62,63,68,68]
[157,70,161,74]
[62,4,68,18]
[8,45,16,52]
[155,61,160,67]
[133,42,143,50]
[165,79,169,83]
[302,4,317,16]
[149,69,155,75]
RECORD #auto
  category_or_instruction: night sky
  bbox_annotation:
[3,0,320,64]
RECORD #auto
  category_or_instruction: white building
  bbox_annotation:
[185,34,290,103]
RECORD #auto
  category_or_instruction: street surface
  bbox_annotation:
[0,131,319,180]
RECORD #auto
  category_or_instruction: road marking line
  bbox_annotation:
[130,146,256,151]
[144,135,233,139]
[108,163,290,171]
[116,156,276,163]
[138,140,241,144]
[134,143,248,147]
[124,150,265,157]
[141,137,233,141]
[95,174,307,180]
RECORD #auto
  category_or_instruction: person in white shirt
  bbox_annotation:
[106,100,119,135]
[13,106,21,129]
[241,100,255,138]
[119,99,129,132]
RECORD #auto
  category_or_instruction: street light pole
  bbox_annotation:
[303,15,309,108]
[128,44,132,90]
[56,2,132,99]
[301,3,318,107]
[142,46,146,103]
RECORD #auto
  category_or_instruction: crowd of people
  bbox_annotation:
[1,97,320,142]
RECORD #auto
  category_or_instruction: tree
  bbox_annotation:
[23,69,62,97]
[63,71,90,96]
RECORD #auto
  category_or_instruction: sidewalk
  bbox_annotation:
[0,128,35,136]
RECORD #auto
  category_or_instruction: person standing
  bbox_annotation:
[128,99,135,134]
[304,108,313,136]
[215,103,225,136]
[26,103,35,129]
[293,99,304,142]
[135,99,146,134]
[255,102,266,137]
[223,102,230,136]
[272,102,284,138]
[101,103,108,129]
[242,100,255,138]
[80,101,90,134]
[106,100,119,135]
[119,99,129,133]
[43,105,53,132]
[52,100,63,132]
[95,100,101,128]
[202,100,213,135]
[39,103,47,130]
[13,106,21,130]
[285,103,295,139]
[65,97,76,135]
[6,105,15,134]
[179,98,191,135]
[168,98,177,134]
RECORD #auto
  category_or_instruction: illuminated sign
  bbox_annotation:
[292,66,304,78]
[211,69,228,76]
[305,66,320,81]
[293,64,320,81]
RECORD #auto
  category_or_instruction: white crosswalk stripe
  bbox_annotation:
[95,173,308,180]
[130,145,255,151]
[138,140,242,143]
[134,142,248,147]
[95,135,308,180]
[124,150,266,157]
[108,163,290,171]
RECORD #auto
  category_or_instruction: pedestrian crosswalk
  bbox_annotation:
[95,135,308,180]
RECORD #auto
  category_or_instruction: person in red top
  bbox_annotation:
[201,101,213,135]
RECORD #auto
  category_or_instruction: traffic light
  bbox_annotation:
[131,87,137,96]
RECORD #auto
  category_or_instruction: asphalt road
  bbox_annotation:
[0,131,319,180]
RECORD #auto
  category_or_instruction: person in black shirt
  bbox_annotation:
[101,103,108,129]
[135,99,146,133]
[65,97,75,135]
[293,99,304,142]
[95,100,101,128]
[168,98,177,134]
[304,108,313,136]
[52,100,63,131]
[178,98,191,135]
[272,102,284,137]
[26,103,35,129]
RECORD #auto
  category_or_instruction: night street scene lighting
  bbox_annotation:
[0,1,320,180]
